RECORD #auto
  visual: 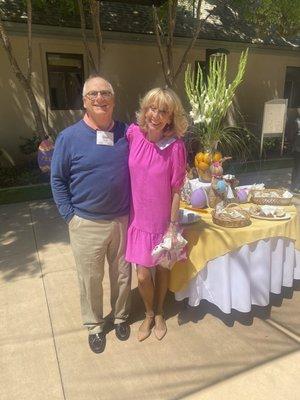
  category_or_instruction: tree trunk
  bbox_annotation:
[0,10,47,140]
[153,0,204,89]
[77,0,97,73]
[90,0,103,73]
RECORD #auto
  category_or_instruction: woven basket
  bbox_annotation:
[212,203,251,228]
[251,188,292,206]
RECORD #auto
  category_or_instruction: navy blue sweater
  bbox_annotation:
[51,119,130,222]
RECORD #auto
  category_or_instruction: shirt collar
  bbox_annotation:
[83,113,114,131]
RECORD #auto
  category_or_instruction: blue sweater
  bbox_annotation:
[51,119,130,222]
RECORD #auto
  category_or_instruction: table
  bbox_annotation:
[170,205,300,313]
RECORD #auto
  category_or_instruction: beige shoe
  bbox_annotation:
[154,315,167,340]
[137,312,154,342]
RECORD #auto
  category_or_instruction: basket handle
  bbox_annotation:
[225,203,240,209]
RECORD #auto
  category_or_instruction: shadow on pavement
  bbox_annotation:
[178,279,300,328]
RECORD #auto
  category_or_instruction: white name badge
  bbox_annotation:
[96,130,114,146]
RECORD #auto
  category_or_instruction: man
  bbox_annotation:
[51,75,131,354]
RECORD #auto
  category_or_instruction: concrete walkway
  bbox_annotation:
[1,168,300,400]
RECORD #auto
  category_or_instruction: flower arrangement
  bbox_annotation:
[185,50,250,179]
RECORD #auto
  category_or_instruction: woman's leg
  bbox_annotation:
[155,265,170,314]
[154,265,170,340]
[136,265,154,313]
[136,265,155,341]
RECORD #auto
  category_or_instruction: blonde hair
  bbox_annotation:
[136,88,188,137]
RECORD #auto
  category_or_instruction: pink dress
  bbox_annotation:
[125,123,186,267]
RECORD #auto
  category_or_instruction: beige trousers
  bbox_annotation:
[69,214,131,334]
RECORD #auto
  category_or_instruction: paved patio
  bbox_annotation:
[1,168,300,400]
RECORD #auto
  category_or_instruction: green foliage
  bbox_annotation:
[1,0,80,25]
[230,0,300,38]
[19,135,40,155]
[185,49,249,152]
[0,147,15,167]
[217,127,260,161]
[0,165,49,188]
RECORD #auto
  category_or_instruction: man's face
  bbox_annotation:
[83,78,115,120]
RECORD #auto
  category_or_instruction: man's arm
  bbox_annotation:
[50,134,74,222]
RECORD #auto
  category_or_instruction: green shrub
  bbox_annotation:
[0,166,49,188]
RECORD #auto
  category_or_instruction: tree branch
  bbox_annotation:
[174,0,203,82]
[89,0,103,73]
[77,0,96,73]
[153,5,172,87]
[0,11,27,84]
[0,7,47,138]
[26,0,32,83]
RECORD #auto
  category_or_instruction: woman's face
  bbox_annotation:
[145,104,172,136]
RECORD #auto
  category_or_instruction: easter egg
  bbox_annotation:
[216,179,227,193]
[37,139,54,173]
[190,188,207,208]
[236,188,248,203]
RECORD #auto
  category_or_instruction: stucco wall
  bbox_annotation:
[0,24,299,161]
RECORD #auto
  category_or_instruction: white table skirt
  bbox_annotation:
[175,238,300,314]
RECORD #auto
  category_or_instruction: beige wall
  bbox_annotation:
[0,25,299,161]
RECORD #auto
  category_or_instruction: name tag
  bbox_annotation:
[96,130,114,146]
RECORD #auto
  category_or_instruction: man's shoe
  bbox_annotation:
[88,332,106,353]
[115,322,130,341]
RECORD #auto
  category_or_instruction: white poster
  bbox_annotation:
[260,99,288,157]
[262,99,288,137]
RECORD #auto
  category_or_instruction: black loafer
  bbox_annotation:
[88,332,106,353]
[115,322,130,341]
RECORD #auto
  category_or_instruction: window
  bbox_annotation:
[284,67,300,108]
[46,53,84,110]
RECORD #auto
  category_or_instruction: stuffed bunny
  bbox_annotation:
[207,157,231,208]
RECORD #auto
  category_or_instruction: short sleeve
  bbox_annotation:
[170,139,187,190]
[126,123,135,144]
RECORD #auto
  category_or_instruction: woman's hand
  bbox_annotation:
[166,221,180,246]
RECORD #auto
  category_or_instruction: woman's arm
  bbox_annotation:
[167,188,181,234]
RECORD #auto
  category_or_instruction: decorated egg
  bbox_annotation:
[37,139,54,173]
[216,179,227,193]
[190,188,207,208]
[236,188,248,203]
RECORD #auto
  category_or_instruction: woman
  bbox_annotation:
[125,88,188,341]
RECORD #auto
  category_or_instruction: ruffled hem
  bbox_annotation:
[125,225,164,267]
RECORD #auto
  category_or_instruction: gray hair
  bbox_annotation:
[82,75,114,97]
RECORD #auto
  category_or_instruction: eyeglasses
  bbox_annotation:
[85,90,113,100]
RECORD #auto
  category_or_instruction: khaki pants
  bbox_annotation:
[69,215,131,334]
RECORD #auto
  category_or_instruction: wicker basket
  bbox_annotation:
[251,188,292,206]
[212,203,251,228]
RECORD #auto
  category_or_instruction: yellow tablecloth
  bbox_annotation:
[169,205,299,293]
